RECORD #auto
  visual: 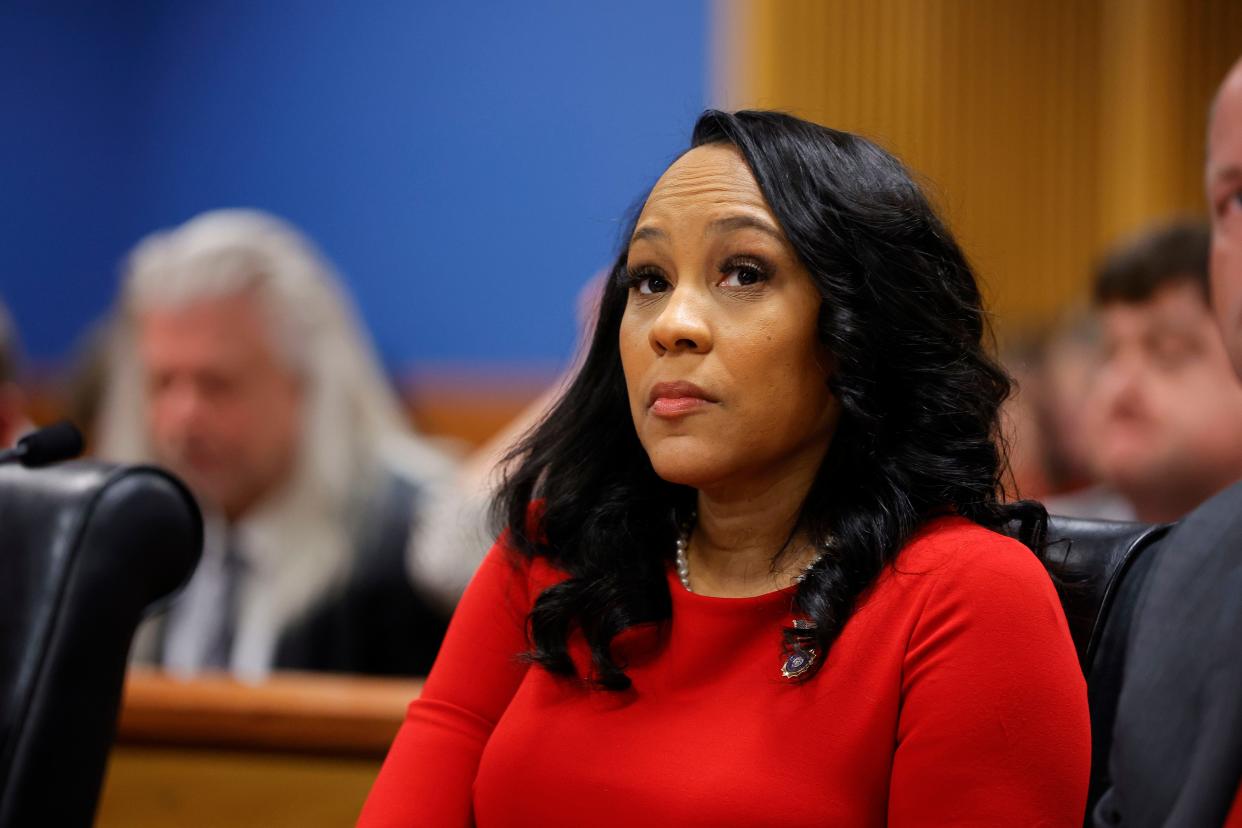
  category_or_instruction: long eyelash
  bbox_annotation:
[720,254,772,281]
[621,265,663,289]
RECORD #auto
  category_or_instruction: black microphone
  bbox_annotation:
[0,421,85,468]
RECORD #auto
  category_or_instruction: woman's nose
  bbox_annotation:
[649,282,713,355]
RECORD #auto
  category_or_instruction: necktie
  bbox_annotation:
[201,533,245,671]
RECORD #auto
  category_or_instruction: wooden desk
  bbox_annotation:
[96,670,423,828]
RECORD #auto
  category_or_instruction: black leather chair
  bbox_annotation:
[1041,516,1169,674]
[0,461,202,828]
[1037,515,1170,825]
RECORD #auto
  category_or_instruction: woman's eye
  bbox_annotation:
[720,264,767,288]
[636,274,669,295]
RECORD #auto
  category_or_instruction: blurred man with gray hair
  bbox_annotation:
[100,209,482,679]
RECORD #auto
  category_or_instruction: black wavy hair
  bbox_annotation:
[496,110,1046,690]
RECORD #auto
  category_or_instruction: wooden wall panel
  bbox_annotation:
[713,0,1242,340]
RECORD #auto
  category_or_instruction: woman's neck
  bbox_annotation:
[687,458,824,598]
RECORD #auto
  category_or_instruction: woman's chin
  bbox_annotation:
[647,453,729,489]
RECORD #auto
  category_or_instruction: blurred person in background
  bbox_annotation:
[1032,307,1103,497]
[1095,58,1242,828]
[99,209,482,679]
[1002,309,1103,504]
[1068,220,1242,523]
[998,338,1054,499]
[0,298,29,448]
[60,316,118,447]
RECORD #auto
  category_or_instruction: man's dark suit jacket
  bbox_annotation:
[1095,480,1242,827]
[148,470,450,677]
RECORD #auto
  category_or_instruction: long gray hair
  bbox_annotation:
[97,208,455,505]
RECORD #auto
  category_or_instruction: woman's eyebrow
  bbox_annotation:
[630,225,666,244]
[630,214,784,246]
[708,214,783,240]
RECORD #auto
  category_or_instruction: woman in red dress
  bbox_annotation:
[360,110,1090,827]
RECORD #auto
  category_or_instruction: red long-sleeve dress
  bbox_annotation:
[359,516,1090,827]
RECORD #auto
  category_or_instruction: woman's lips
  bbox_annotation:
[648,381,715,418]
[651,396,711,417]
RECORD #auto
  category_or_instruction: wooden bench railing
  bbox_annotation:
[96,669,424,827]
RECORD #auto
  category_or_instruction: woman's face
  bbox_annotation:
[620,143,839,493]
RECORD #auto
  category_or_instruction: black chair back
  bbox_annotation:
[1038,514,1169,825]
[0,461,202,828]
[1041,516,1169,673]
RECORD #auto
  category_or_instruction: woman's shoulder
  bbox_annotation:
[873,515,1076,677]
[476,527,571,617]
[890,514,1056,600]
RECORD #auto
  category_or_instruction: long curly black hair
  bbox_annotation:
[495,110,1045,690]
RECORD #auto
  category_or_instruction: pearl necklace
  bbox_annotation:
[674,517,828,594]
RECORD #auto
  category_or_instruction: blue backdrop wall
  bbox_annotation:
[0,1,708,374]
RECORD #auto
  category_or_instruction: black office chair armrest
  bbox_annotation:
[0,461,203,828]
